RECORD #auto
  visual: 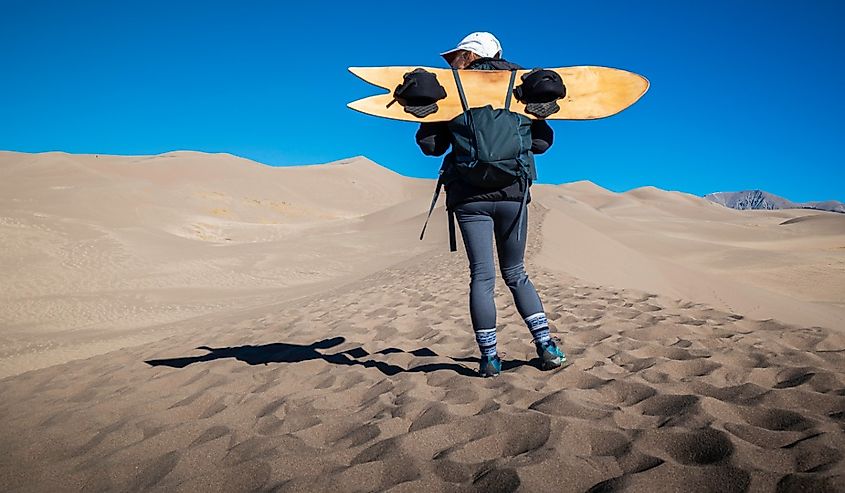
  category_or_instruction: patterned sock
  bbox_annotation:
[474,328,498,357]
[525,312,551,345]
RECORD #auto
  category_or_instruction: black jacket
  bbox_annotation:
[415,57,554,210]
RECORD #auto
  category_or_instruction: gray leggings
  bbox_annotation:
[454,200,545,330]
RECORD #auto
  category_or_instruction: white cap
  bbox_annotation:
[440,32,502,59]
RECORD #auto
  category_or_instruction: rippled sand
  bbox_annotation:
[1,151,843,491]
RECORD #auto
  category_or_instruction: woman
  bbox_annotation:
[416,32,569,377]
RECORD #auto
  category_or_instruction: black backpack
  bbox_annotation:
[420,69,534,251]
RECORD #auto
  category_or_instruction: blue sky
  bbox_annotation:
[1,1,843,202]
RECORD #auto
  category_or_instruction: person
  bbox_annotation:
[415,32,569,377]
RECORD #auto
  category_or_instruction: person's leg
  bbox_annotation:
[454,202,499,359]
[492,202,552,345]
[493,201,568,370]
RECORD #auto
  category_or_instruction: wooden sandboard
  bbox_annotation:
[348,65,649,122]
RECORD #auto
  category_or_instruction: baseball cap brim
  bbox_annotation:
[440,33,501,60]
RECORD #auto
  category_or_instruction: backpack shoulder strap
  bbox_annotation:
[419,174,444,242]
[448,209,457,252]
[504,70,517,111]
[505,178,530,244]
[452,68,479,160]
[452,69,469,113]
[454,68,518,110]
[418,172,458,253]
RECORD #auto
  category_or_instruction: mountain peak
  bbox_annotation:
[705,190,844,213]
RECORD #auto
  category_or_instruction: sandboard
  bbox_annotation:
[348,66,649,122]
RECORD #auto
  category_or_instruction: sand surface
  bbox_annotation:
[0,151,843,491]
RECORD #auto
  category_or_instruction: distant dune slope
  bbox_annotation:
[0,151,439,377]
[534,184,845,329]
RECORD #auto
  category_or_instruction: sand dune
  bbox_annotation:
[0,151,438,377]
[534,183,844,329]
[0,151,843,491]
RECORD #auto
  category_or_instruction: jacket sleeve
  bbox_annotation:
[530,120,554,154]
[415,122,451,156]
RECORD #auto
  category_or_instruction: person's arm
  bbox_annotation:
[530,120,554,154]
[415,122,451,156]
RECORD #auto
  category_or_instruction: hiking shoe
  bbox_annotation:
[535,339,569,371]
[479,354,502,377]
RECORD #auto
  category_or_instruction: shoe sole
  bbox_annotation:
[540,358,572,371]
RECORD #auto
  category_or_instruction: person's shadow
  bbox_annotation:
[144,336,535,377]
